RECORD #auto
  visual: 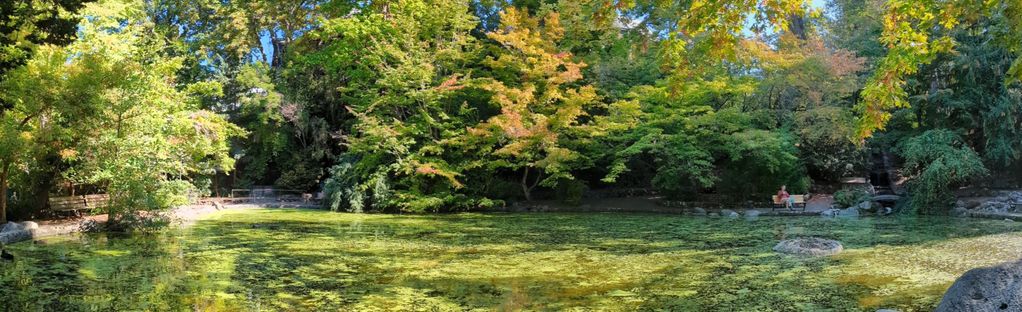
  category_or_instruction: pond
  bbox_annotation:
[3,209,1022,311]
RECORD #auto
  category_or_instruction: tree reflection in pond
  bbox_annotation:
[3,209,1022,311]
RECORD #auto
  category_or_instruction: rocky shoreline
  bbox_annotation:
[0,202,319,245]
[953,191,1022,221]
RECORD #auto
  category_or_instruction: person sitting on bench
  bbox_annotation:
[777,185,794,209]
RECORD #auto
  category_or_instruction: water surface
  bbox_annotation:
[3,209,1022,311]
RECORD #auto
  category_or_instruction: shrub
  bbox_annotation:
[106,212,174,233]
[555,179,588,206]
[834,186,872,208]
[322,156,362,212]
[899,130,988,213]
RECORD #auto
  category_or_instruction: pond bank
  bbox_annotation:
[6,210,1022,311]
[506,196,828,216]
[1,202,318,245]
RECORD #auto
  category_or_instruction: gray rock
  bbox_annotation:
[1,222,23,233]
[721,209,739,218]
[744,209,762,218]
[20,221,38,231]
[857,201,872,210]
[773,238,843,256]
[839,207,860,217]
[978,201,1012,213]
[951,207,970,217]
[692,207,707,216]
[820,209,840,217]
[936,260,1022,312]
[1009,192,1022,204]
[0,229,32,245]
[708,212,720,217]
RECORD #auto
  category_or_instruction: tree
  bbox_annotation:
[0,0,93,222]
[468,7,638,201]
[313,0,484,212]
[0,0,243,225]
[899,129,987,213]
[1,0,93,112]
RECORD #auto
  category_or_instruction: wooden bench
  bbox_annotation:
[772,194,807,210]
[48,194,110,216]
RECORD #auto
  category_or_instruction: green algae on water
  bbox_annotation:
[3,209,1022,311]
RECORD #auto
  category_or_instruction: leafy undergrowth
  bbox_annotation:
[3,210,1022,311]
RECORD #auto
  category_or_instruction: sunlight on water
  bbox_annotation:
[3,209,1022,311]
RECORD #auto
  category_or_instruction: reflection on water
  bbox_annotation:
[3,209,1022,311]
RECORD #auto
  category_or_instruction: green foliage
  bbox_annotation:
[0,0,243,223]
[604,84,806,199]
[7,209,1022,310]
[554,178,587,206]
[5,0,1022,217]
[834,186,872,208]
[899,130,988,212]
[0,0,93,105]
[795,107,867,181]
[322,155,362,212]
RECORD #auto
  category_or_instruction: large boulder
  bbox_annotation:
[936,260,1022,312]
[1,222,24,233]
[744,209,762,218]
[773,238,843,257]
[21,221,38,231]
[839,207,860,217]
[691,207,707,216]
[0,221,38,245]
[0,229,32,245]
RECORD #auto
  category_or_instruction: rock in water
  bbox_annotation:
[978,201,1012,213]
[0,229,32,245]
[1,222,23,233]
[20,221,38,231]
[721,209,740,218]
[773,238,843,257]
[692,207,707,216]
[936,260,1022,312]
[838,207,860,217]
[744,209,762,218]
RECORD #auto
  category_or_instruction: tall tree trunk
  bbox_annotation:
[521,167,532,201]
[1,161,10,223]
[520,167,542,201]
[786,14,808,40]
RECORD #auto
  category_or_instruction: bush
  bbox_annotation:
[555,179,588,206]
[899,130,988,212]
[106,212,174,233]
[275,161,323,192]
[834,186,872,208]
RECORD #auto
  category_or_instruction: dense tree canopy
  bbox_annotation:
[1,0,1021,219]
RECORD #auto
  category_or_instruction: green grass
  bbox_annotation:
[3,209,1022,311]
